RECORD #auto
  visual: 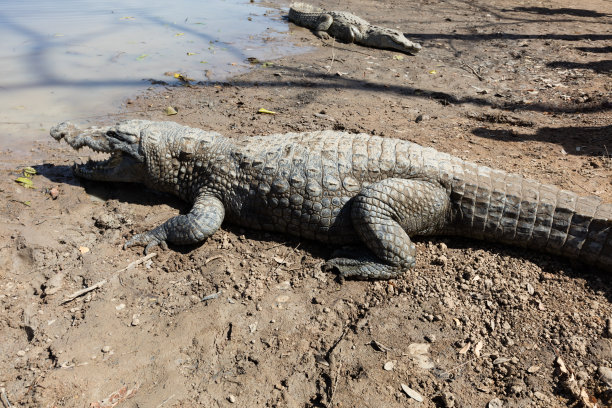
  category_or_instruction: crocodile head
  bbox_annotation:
[368,29,422,54]
[50,120,148,183]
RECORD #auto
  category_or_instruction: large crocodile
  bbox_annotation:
[50,120,611,279]
[288,2,422,55]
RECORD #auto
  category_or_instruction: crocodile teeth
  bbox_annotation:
[74,152,122,174]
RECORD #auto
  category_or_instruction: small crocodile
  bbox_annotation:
[50,120,611,279]
[288,2,422,55]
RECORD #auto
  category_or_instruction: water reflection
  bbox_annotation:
[0,0,298,151]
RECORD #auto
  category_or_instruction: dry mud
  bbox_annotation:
[1,0,611,406]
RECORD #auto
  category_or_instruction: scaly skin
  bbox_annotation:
[288,2,422,55]
[50,120,612,279]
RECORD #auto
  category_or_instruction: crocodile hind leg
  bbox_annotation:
[124,195,225,254]
[327,178,450,279]
[313,14,334,39]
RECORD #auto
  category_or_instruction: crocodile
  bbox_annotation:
[50,120,611,279]
[288,2,422,55]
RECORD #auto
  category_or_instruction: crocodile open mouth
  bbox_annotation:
[51,121,147,183]
[74,152,124,177]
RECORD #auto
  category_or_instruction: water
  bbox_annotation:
[0,0,299,151]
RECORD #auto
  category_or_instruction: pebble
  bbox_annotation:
[49,187,60,199]
[488,397,503,408]
[17,350,26,357]
[606,317,612,338]
[383,361,394,371]
[533,391,547,401]
[433,255,448,266]
[228,394,236,403]
[101,345,111,353]
[131,315,140,326]
[115,303,126,311]
[598,366,612,387]
[45,272,65,295]
[401,384,423,402]
[440,391,456,407]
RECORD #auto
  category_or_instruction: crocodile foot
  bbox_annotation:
[326,247,413,280]
[124,229,169,254]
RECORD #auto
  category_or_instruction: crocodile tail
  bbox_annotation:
[445,163,611,272]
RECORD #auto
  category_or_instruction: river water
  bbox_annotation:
[0,0,299,152]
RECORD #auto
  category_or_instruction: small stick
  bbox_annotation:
[202,291,223,301]
[61,280,107,304]
[461,62,484,81]
[61,253,157,304]
[326,38,336,73]
[270,243,300,274]
[1,388,11,408]
[156,394,175,408]
[116,252,157,273]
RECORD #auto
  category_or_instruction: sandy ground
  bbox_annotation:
[1,0,611,406]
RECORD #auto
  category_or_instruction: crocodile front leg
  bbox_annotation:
[328,178,450,279]
[124,195,225,254]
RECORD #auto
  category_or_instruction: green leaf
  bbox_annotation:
[23,167,37,177]
[165,106,178,115]
[15,177,34,188]
[257,108,277,115]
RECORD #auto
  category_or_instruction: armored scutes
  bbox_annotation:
[288,2,422,55]
[51,120,611,279]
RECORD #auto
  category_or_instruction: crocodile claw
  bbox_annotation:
[124,231,169,254]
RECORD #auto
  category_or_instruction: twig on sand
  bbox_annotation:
[61,253,157,304]
[326,38,336,73]
[116,252,157,273]
[461,62,484,81]
[61,280,107,304]
[1,387,12,408]
[202,291,223,302]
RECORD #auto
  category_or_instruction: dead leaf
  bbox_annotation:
[172,73,193,83]
[273,256,289,265]
[458,342,471,354]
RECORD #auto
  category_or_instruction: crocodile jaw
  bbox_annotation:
[386,36,422,54]
[51,121,147,183]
